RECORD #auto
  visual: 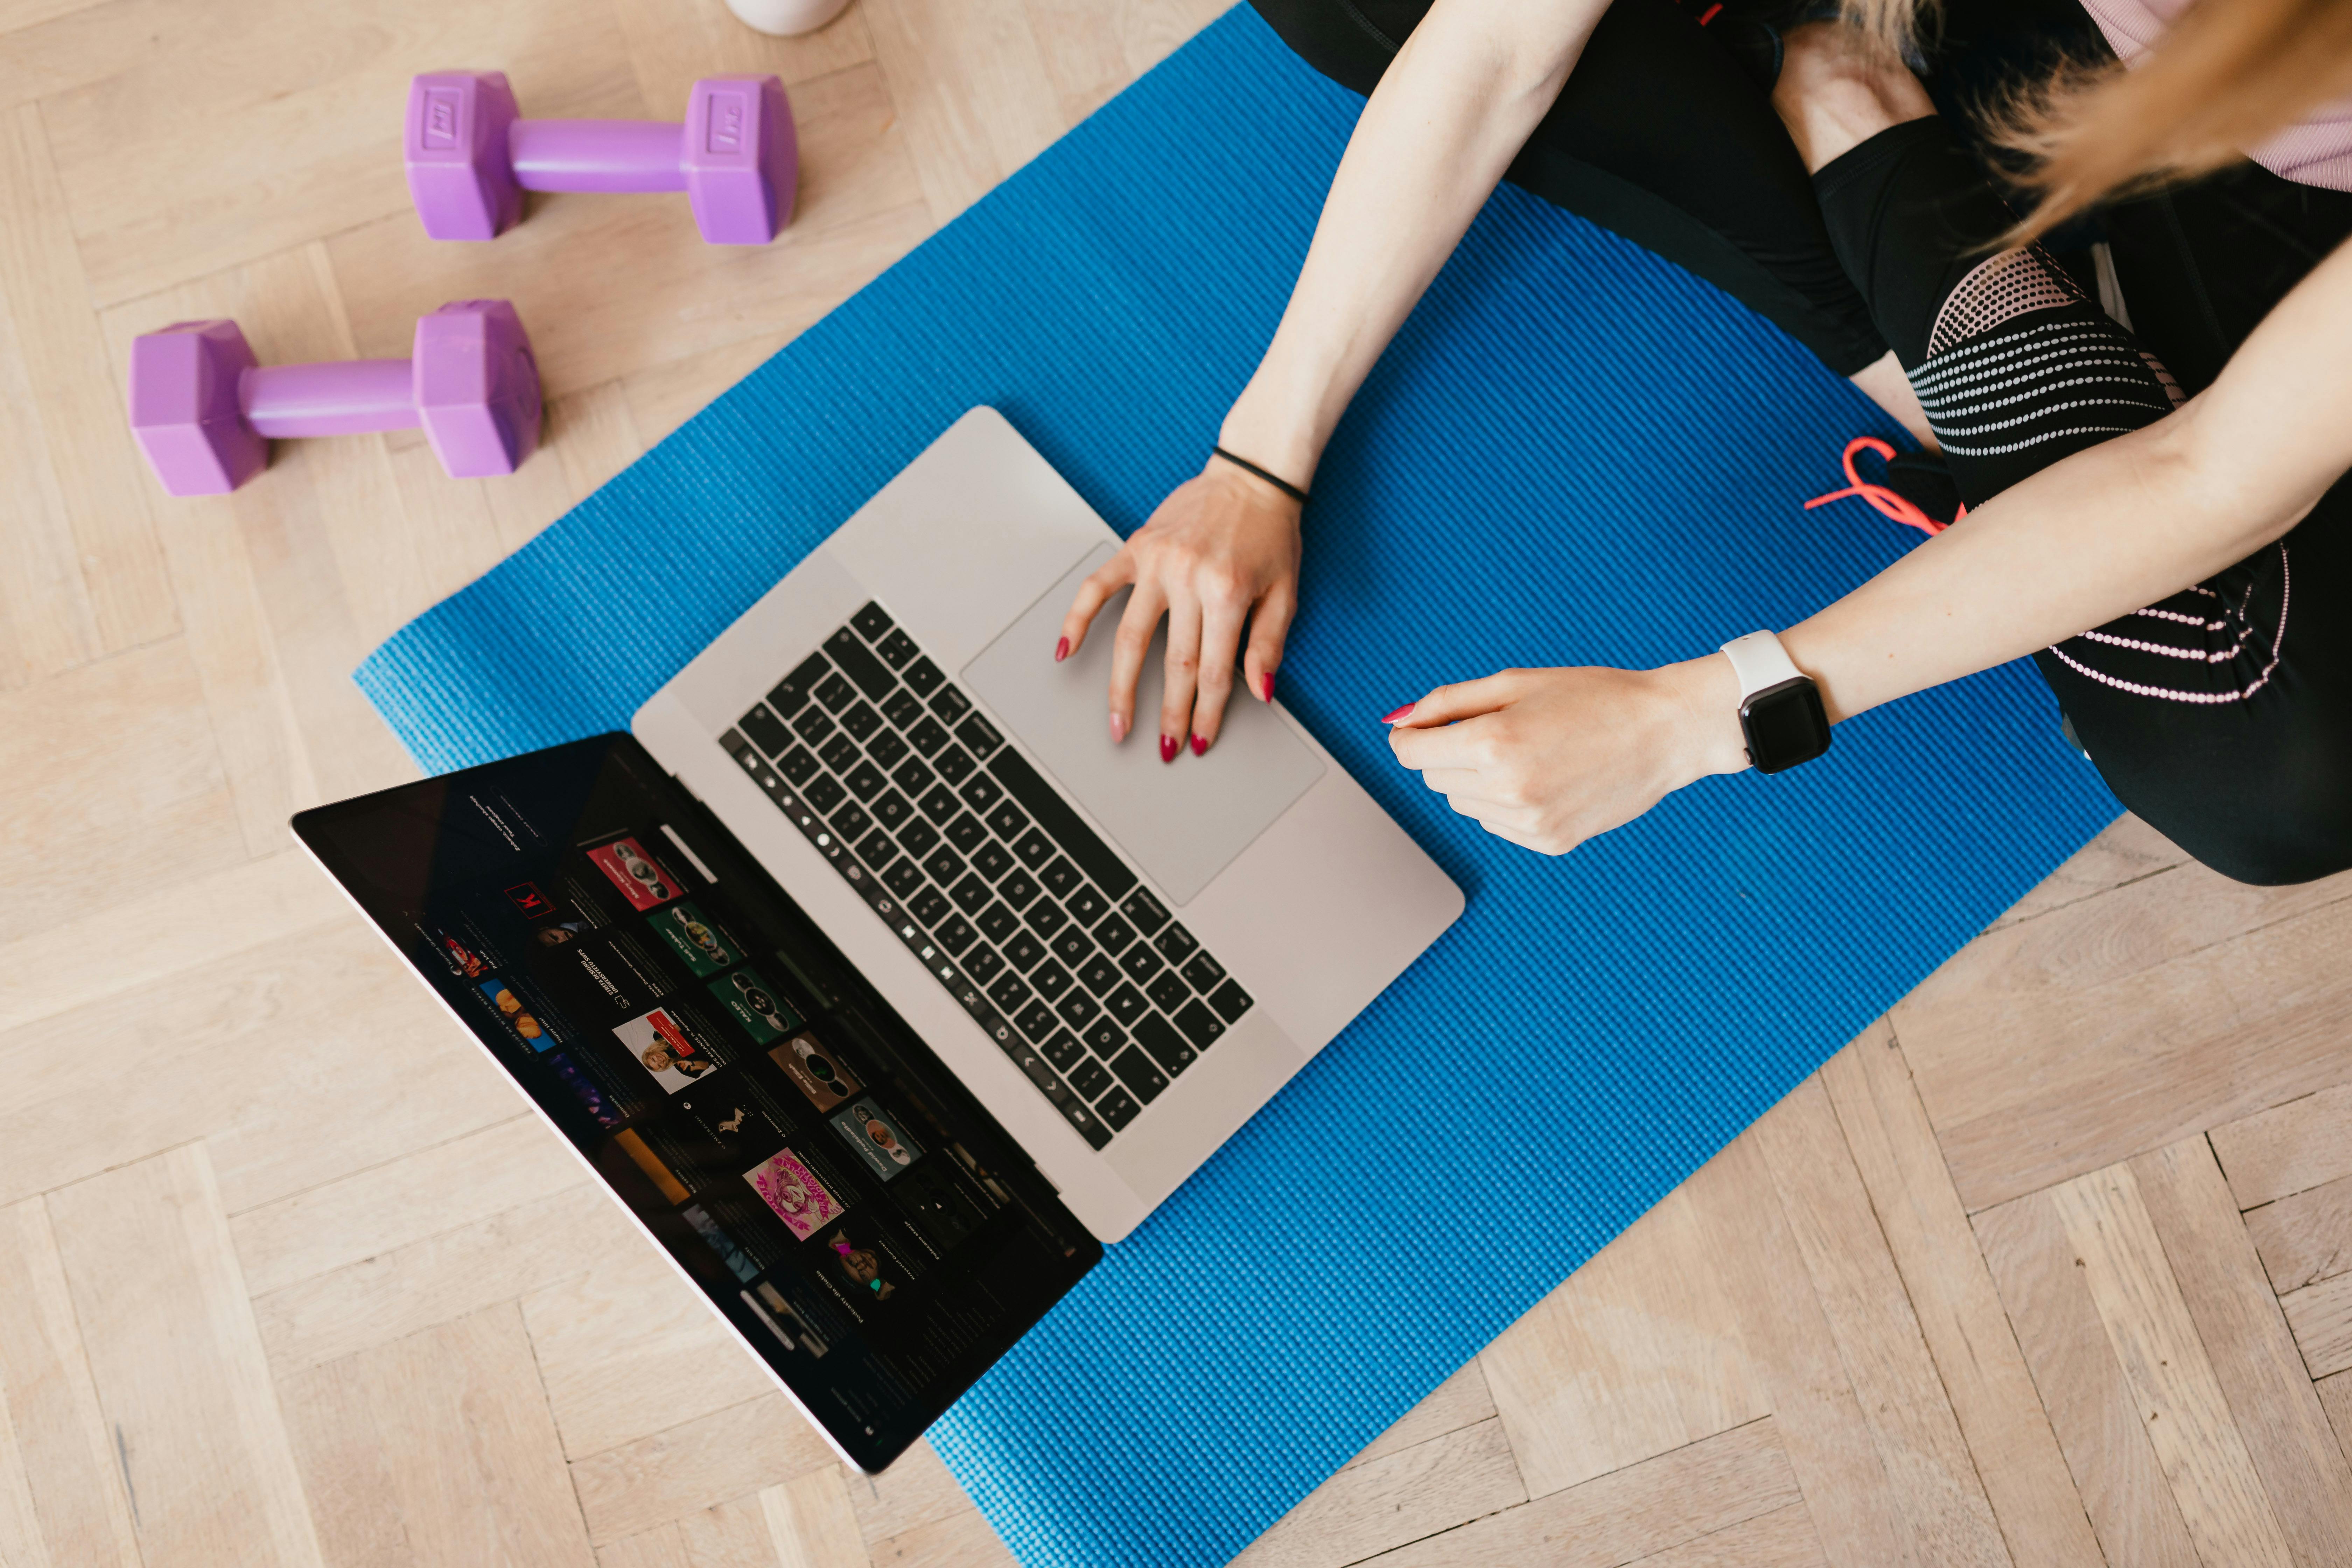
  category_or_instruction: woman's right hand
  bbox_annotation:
[1056,459,1303,760]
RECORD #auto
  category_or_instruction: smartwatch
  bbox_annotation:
[1720,631,1831,774]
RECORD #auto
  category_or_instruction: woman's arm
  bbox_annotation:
[1060,0,1614,757]
[1387,233,2352,854]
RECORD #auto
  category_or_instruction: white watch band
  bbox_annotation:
[1719,630,1804,701]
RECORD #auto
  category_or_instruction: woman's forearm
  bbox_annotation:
[1220,0,1611,484]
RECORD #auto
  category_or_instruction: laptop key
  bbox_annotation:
[930,684,973,725]
[871,790,913,830]
[1042,1030,1087,1071]
[1119,887,1170,937]
[1030,959,1073,1003]
[792,706,837,749]
[955,712,1003,757]
[1064,886,1110,927]
[1060,1095,1113,1150]
[776,746,819,786]
[1118,943,1162,985]
[962,944,1004,985]
[895,816,940,860]
[738,704,792,756]
[1050,926,1093,967]
[831,801,873,844]
[910,887,953,927]
[1181,951,1227,992]
[1054,988,1099,1030]
[768,651,830,717]
[1096,1087,1140,1132]
[1105,983,1149,1027]
[932,744,976,786]
[815,671,857,713]
[876,628,920,669]
[803,774,846,815]
[923,845,965,884]
[881,687,925,729]
[866,728,909,771]
[986,747,1138,900]
[851,601,893,641]
[944,813,988,854]
[1023,899,1068,940]
[985,799,1028,840]
[903,656,944,698]
[1145,970,1191,1014]
[933,913,976,955]
[919,785,962,826]
[970,841,1014,881]
[1038,857,1082,899]
[891,756,934,797]
[882,858,925,898]
[1015,1001,1059,1043]
[818,733,859,775]
[956,772,1002,813]
[855,825,899,871]
[1092,914,1136,957]
[907,716,950,757]
[1012,828,1056,870]
[997,869,1041,910]
[976,902,1020,943]
[1133,1013,1196,1076]
[950,873,993,915]
[1209,979,1254,1023]
[1083,1018,1127,1058]
[842,702,884,744]
[1003,930,1046,971]
[845,761,887,801]
[1078,955,1121,996]
[1174,999,1226,1050]
[1069,1058,1113,1100]
[824,626,896,701]
[1153,922,1198,965]
[986,970,1031,1014]
[1109,1046,1167,1104]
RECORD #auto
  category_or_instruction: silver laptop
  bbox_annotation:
[298,407,1460,1470]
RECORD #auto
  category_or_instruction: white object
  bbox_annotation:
[723,0,853,37]
[635,408,1464,1243]
[1720,629,1805,713]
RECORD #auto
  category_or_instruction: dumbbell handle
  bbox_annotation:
[509,119,690,194]
[241,359,417,438]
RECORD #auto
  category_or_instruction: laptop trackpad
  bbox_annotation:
[961,547,1325,906]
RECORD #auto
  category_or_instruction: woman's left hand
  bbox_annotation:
[1385,658,1754,854]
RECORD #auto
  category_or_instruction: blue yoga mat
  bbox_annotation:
[359,10,2118,1563]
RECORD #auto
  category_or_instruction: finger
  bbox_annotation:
[1240,582,1297,706]
[1157,593,1203,762]
[1411,767,1493,797]
[1189,595,1249,752]
[1059,551,1137,663]
[1106,580,1166,745]
[1387,710,1502,772]
[1384,670,1525,730]
[1480,817,1573,855]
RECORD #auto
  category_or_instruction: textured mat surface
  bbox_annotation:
[358,10,2118,1564]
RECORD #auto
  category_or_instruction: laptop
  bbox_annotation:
[295,407,1462,1471]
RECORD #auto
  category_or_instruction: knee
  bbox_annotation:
[2092,721,2352,887]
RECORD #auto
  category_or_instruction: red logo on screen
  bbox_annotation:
[506,882,552,917]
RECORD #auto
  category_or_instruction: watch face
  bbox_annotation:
[1741,678,1832,774]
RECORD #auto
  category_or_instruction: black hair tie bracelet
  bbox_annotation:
[1211,445,1309,505]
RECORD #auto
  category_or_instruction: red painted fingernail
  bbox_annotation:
[1160,734,1179,764]
[1110,713,1129,743]
[1054,636,1069,663]
[1260,671,1276,702]
[1381,703,1415,724]
[1190,734,1206,756]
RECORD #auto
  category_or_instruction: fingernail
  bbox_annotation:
[1381,702,1415,724]
[1190,733,1207,756]
[1054,636,1069,663]
[1260,671,1276,702]
[1160,734,1180,764]
[1110,713,1129,743]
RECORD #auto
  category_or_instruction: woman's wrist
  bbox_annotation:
[1652,654,1755,781]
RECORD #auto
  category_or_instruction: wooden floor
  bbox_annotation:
[7,1,2352,1563]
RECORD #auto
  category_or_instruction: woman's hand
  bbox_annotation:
[1058,460,1303,759]
[1385,658,1752,854]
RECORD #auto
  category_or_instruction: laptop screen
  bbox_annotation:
[293,734,1099,1472]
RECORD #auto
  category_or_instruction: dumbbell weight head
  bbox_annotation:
[404,72,795,244]
[128,300,542,497]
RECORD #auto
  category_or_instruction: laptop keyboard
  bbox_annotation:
[718,601,1254,1151]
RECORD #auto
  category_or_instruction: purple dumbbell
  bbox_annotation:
[127,300,541,497]
[405,72,796,245]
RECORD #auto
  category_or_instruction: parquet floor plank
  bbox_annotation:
[1229,1418,1526,1568]
[567,1393,835,1544]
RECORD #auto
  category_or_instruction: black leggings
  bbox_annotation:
[1814,121,2352,885]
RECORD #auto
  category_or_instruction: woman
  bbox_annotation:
[1063,0,2352,883]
